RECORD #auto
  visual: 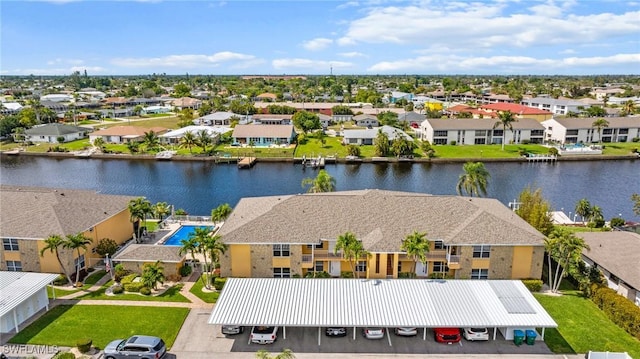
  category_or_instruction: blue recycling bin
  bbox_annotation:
[513,330,524,346]
[525,330,537,345]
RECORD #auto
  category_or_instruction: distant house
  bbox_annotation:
[232,124,296,146]
[353,114,379,128]
[411,96,444,111]
[577,231,640,306]
[23,123,90,143]
[0,102,23,114]
[252,114,293,125]
[342,125,412,146]
[332,113,353,123]
[480,103,553,122]
[89,126,168,144]
[255,93,278,102]
[318,113,332,129]
[171,97,202,110]
[197,111,237,126]
[420,118,545,145]
[541,117,640,144]
[159,125,232,145]
[520,97,587,116]
[388,91,413,104]
[40,94,72,102]
[141,106,172,115]
[398,111,426,127]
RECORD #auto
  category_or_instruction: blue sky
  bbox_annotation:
[2,0,639,76]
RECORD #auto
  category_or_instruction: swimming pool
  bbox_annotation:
[162,225,214,246]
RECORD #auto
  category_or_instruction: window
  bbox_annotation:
[434,241,445,250]
[3,238,19,251]
[434,130,448,137]
[74,255,85,270]
[603,129,613,135]
[566,130,579,136]
[471,269,489,279]
[492,129,503,136]
[475,130,487,136]
[375,253,380,273]
[273,244,290,257]
[473,245,491,258]
[315,261,323,272]
[306,242,323,249]
[355,261,367,272]
[474,138,486,144]
[273,268,291,278]
[6,260,22,271]
[433,261,448,273]
[530,130,544,136]
[433,138,447,145]
[619,128,629,135]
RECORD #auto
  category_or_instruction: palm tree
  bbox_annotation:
[374,130,390,157]
[456,162,490,197]
[64,233,93,285]
[40,235,73,285]
[132,105,144,117]
[201,234,227,289]
[179,131,197,154]
[128,197,153,240]
[154,202,171,222]
[591,118,609,144]
[575,198,591,223]
[142,131,161,153]
[493,110,517,150]
[400,231,430,277]
[179,236,200,262]
[334,231,369,278]
[211,203,232,225]
[196,129,213,154]
[621,100,636,116]
[546,228,590,293]
[141,261,165,290]
[301,169,336,193]
[255,349,295,359]
[590,205,603,223]
[92,137,105,152]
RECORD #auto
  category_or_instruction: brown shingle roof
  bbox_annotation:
[0,185,136,239]
[577,231,640,290]
[114,244,185,263]
[218,190,545,251]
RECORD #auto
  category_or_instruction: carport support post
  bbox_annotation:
[283,326,286,339]
[318,327,321,346]
[493,327,497,340]
[353,327,356,340]
[541,327,545,340]
[12,309,19,333]
[423,327,427,341]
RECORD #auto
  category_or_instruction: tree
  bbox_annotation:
[179,236,200,262]
[211,203,232,224]
[40,235,73,285]
[177,108,194,127]
[154,202,171,222]
[391,133,416,157]
[142,131,160,152]
[173,83,192,98]
[128,197,153,240]
[588,205,604,228]
[377,111,399,128]
[92,137,105,152]
[132,105,143,117]
[95,238,118,257]
[515,186,554,236]
[292,111,321,133]
[201,233,227,289]
[493,110,517,150]
[456,162,490,197]
[591,118,609,144]
[545,228,590,293]
[255,349,295,359]
[141,261,165,290]
[632,193,640,218]
[179,130,197,154]
[400,231,430,277]
[196,129,213,154]
[334,231,369,279]
[621,99,636,116]
[64,233,93,284]
[301,169,336,193]
[374,130,390,157]
[575,198,591,223]
[346,144,360,157]
[126,141,140,154]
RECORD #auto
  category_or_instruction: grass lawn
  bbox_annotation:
[47,287,79,299]
[189,275,220,303]
[82,270,107,289]
[601,142,640,155]
[103,117,180,129]
[431,144,549,158]
[79,281,190,302]
[8,305,189,349]
[535,291,640,357]
[212,144,295,158]
[555,225,609,233]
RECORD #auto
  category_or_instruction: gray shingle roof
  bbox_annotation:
[578,231,640,290]
[24,123,91,136]
[114,244,185,263]
[0,185,136,239]
[218,190,545,251]
[548,116,640,129]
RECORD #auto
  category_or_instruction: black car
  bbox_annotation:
[325,327,347,337]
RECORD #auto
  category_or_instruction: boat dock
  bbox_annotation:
[238,156,256,169]
[301,155,325,169]
[525,154,557,162]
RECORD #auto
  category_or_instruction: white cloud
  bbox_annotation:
[302,38,333,51]
[272,58,353,70]
[338,51,367,58]
[111,52,260,68]
[560,49,577,54]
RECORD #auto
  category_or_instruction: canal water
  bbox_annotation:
[1,156,638,220]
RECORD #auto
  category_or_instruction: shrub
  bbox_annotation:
[213,277,227,291]
[95,238,118,257]
[340,271,354,278]
[398,272,416,279]
[631,147,638,153]
[449,140,457,146]
[112,285,124,294]
[53,274,69,286]
[548,147,559,156]
[120,273,138,285]
[521,279,543,292]
[610,217,625,227]
[521,139,531,144]
[53,352,76,359]
[179,265,192,277]
[123,281,145,293]
[140,287,152,295]
[305,271,330,278]
[632,137,639,143]
[166,274,182,282]
[590,284,640,340]
[114,264,129,283]
[76,338,92,353]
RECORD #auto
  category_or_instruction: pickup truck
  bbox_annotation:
[250,326,278,344]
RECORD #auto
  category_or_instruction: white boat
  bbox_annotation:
[74,148,97,158]
[156,150,177,160]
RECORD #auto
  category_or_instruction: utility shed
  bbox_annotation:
[0,271,59,333]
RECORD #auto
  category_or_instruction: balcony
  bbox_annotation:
[398,250,447,262]
[446,253,461,270]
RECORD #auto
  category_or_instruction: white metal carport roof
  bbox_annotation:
[208,278,557,329]
[0,271,59,317]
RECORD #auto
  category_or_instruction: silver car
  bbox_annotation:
[394,327,418,336]
[104,335,166,359]
[221,325,244,335]
[363,327,385,339]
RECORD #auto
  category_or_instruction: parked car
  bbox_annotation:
[250,326,278,344]
[363,327,385,340]
[434,328,461,344]
[394,327,418,336]
[463,327,489,341]
[104,335,167,359]
[221,325,244,335]
[325,327,347,337]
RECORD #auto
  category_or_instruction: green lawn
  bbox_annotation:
[189,275,220,303]
[79,281,190,302]
[47,286,79,299]
[8,305,189,349]
[82,270,107,289]
[431,144,549,158]
[555,225,609,233]
[535,291,640,357]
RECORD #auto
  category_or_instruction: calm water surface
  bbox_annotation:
[1,156,638,220]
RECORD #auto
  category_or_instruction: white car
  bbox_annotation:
[463,327,489,341]
[363,327,385,339]
[250,326,278,344]
[394,327,418,336]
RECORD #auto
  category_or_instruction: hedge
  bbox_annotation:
[590,284,640,340]
[521,279,543,292]
[120,274,138,285]
[213,277,227,291]
[123,281,145,293]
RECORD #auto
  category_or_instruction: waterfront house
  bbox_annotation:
[480,103,553,121]
[159,125,232,145]
[342,125,412,146]
[89,126,168,144]
[420,118,545,145]
[141,105,172,115]
[0,185,135,275]
[232,124,296,146]
[23,123,90,143]
[353,114,379,128]
[542,117,640,144]
[577,231,640,306]
[197,111,237,126]
[218,190,545,280]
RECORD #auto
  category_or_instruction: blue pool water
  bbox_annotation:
[163,225,213,246]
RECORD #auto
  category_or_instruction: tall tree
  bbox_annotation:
[545,228,590,293]
[179,131,197,154]
[400,231,430,277]
[142,131,160,152]
[196,129,213,154]
[40,235,73,285]
[493,110,517,150]
[154,202,171,222]
[515,186,554,236]
[591,118,609,144]
[574,198,592,223]
[64,233,93,284]
[621,100,636,116]
[456,162,490,197]
[128,197,153,240]
[334,231,369,278]
[141,261,165,290]
[292,111,321,133]
[201,233,227,289]
[301,169,336,193]
[374,130,390,157]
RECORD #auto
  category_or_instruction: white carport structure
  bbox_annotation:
[208,278,557,346]
[0,271,59,333]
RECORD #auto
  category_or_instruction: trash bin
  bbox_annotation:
[525,330,537,345]
[513,330,524,346]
